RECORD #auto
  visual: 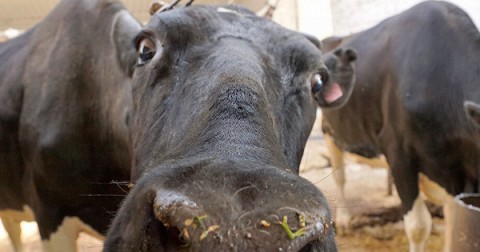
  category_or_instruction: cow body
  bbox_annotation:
[320,1,480,251]
[0,0,140,250]
[103,4,355,252]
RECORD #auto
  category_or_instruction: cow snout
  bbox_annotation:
[150,177,333,251]
[105,162,336,251]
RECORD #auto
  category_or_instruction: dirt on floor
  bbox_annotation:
[0,111,445,251]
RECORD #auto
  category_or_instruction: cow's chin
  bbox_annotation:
[137,190,332,251]
[141,224,326,252]
[143,216,328,252]
[142,218,186,251]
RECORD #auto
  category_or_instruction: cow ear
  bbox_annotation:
[112,10,142,77]
[464,101,480,128]
[333,48,343,57]
[149,2,165,15]
[333,48,357,64]
[321,36,343,53]
[345,48,357,62]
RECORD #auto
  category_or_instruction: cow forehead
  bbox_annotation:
[146,5,317,56]
[149,5,262,33]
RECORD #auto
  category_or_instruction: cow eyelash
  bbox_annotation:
[133,30,155,48]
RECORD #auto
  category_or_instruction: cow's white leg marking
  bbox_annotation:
[42,216,104,252]
[418,173,453,252]
[442,197,454,252]
[325,134,350,233]
[419,173,449,206]
[0,205,35,252]
[345,152,388,168]
[404,194,431,252]
[1,217,22,251]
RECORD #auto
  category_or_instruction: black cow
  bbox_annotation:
[103,4,354,252]
[320,1,480,251]
[0,0,140,250]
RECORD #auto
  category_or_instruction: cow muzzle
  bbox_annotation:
[148,189,333,251]
[104,163,336,251]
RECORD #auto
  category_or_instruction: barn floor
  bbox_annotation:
[0,110,444,251]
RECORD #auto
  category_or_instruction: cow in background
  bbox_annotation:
[103,3,355,251]
[319,1,480,251]
[0,0,140,250]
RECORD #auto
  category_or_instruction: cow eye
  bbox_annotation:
[311,70,328,93]
[137,38,156,65]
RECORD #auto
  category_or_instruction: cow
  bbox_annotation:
[0,0,141,250]
[319,1,480,251]
[102,3,355,251]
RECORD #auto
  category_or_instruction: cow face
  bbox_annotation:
[315,48,357,108]
[105,5,336,251]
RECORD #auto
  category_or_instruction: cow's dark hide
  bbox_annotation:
[319,1,480,251]
[0,0,140,249]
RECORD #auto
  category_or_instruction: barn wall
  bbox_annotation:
[0,0,274,31]
[1,0,479,42]
[272,0,298,31]
[297,0,333,39]
[329,0,480,38]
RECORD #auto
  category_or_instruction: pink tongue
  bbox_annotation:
[325,82,343,103]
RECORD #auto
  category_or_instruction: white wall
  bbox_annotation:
[330,0,480,38]
[273,0,299,31]
[255,0,480,41]
[297,0,333,39]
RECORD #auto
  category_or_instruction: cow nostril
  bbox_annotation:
[299,241,315,252]
[125,113,130,127]
[145,218,188,251]
[286,220,330,252]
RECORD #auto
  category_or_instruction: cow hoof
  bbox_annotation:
[334,209,353,235]
[334,223,353,236]
[334,207,353,235]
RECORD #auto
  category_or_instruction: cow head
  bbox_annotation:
[105,5,337,251]
[314,48,357,108]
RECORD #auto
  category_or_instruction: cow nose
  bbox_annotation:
[150,189,332,251]
[104,163,335,251]
[146,164,332,251]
